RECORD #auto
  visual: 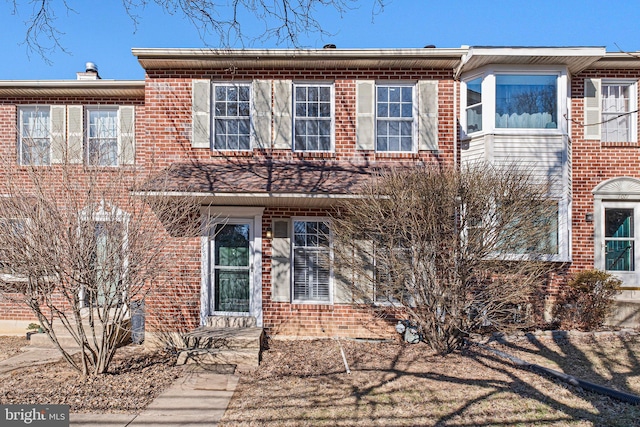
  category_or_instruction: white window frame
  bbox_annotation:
[601,79,638,143]
[86,106,119,167]
[461,66,567,136]
[464,77,483,135]
[291,217,333,304]
[292,82,335,152]
[78,202,130,308]
[211,82,253,151]
[18,106,52,166]
[375,83,417,153]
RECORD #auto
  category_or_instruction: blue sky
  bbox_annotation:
[2,0,640,80]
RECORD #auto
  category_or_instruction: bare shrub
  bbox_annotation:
[331,163,559,353]
[554,270,622,330]
[0,160,199,375]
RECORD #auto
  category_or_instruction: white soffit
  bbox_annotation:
[132,47,468,70]
[592,52,640,69]
[0,80,145,98]
[457,46,607,76]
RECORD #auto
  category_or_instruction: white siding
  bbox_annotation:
[460,135,487,163]
[492,135,566,197]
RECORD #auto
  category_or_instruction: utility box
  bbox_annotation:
[131,300,145,344]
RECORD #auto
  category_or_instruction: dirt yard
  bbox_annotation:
[221,332,640,426]
[1,332,640,425]
[0,336,182,413]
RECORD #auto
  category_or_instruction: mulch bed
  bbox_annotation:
[0,337,182,413]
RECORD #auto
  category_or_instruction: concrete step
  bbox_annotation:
[206,315,256,328]
[183,327,263,350]
[176,348,260,367]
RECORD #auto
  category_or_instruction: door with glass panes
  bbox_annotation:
[209,221,252,314]
[602,203,640,287]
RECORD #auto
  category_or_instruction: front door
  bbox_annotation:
[601,203,640,287]
[211,221,252,314]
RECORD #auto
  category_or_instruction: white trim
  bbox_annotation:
[460,65,569,137]
[292,82,335,153]
[600,79,638,143]
[85,106,119,167]
[211,81,253,151]
[199,206,263,327]
[374,82,418,153]
[18,105,52,166]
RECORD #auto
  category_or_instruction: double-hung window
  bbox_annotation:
[292,220,331,302]
[465,78,483,134]
[293,84,333,151]
[87,108,118,166]
[376,85,415,152]
[601,81,635,143]
[213,84,251,150]
[19,106,51,165]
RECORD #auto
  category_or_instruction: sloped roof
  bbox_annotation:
[137,159,401,207]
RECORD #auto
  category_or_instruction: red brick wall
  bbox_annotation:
[139,68,456,168]
[569,70,640,276]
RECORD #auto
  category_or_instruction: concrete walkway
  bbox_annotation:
[0,348,240,427]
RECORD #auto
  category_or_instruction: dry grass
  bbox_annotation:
[221,333,640,427]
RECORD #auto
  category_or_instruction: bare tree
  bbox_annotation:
[10,0,386,61]
[0,155,200,375]
[331,163,559,353]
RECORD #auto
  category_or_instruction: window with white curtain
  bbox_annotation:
[292,219,331,302]
[495,75,557,129]
[465,77,483,134]
[462,71,563,133]
[87,108,118,166]
[19,106,51,165]
[602,81,636,142]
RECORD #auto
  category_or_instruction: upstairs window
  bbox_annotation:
[495,75,557,129]
[462,71,563,134]
[376,85,415,152]
[87,108,118,166]
[19,107,51,165]
[294,84,333,151]
[602,81,635,142]
[466,78,483,134]
[213,84,251,150]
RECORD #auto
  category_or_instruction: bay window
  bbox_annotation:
[462,70,564,134]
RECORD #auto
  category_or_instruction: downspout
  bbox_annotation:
[453,74,457,167]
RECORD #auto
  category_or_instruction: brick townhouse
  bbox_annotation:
[0,45,639,338]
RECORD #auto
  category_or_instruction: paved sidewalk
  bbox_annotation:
[0,348,240,427]
[0,347,73,375]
